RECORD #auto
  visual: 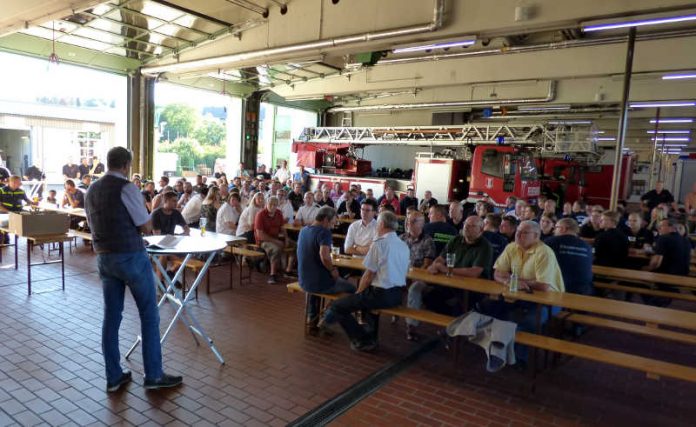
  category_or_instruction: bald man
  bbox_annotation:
[406,216,492,341]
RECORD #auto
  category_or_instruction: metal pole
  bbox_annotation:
[657,133,667,181]
[648,108,661,189]
[609,27,636,210]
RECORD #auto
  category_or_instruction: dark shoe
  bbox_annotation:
[512,360,528,372]
[106,371,132,393]
[284,270,297,278]
[316,319,338,337]
[267,275,277,284]
[405,325,419,342]
[350,340,377,353]
[306,315,319,328]
[144,373,183,390]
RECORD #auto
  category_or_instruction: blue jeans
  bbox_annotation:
[97,251,163,384]
[324,286,403,345]
[307,278,356,322]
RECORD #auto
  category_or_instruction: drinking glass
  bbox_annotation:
[199,217,208,236]
[446,253,455,276]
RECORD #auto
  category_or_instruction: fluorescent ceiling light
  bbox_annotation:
[650,118,694,123]
[646,130,691,134]
[663,73,696,80]
[658,144,688,147]
[631,101,696,108]
[518,104,571,112]
[596,130,606,134]
[651,137,690,141]
[597,137,616,141]
[583,11,696,32]
[548,120,592,125]
[392,37,476,54]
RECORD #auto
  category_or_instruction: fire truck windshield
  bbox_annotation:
[520,154,537,181]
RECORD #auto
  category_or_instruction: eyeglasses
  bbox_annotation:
[516,231,536,235]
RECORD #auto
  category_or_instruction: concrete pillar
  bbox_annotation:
[241,92,263,172]
[127,73,155,178]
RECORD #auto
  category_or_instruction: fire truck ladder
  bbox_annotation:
[298,124,599,154]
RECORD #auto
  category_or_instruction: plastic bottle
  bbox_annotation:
[509,268,519,293]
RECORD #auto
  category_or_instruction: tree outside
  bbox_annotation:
[156,103,226,175]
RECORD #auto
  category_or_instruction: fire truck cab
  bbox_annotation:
[467,145,541,206]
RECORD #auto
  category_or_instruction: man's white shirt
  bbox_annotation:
[344,218,377,251]
[216,203,241,235]
[295,204,319,225]
[181,194,203,225]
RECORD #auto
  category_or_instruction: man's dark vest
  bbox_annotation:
[85,174,144,254]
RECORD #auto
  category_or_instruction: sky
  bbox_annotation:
[0,51,231,111]
[0,51,126,103]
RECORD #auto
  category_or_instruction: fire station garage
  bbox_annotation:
[2,1,696,425]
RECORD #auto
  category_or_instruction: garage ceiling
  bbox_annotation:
[1,0,696,156]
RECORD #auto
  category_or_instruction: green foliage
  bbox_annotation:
[157,103,228,174]
[194,119,226,146]
[158,137,225,174]
[159,103,198,140]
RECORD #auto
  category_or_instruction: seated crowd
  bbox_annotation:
[291,184,695,362]
[3,164,694,361]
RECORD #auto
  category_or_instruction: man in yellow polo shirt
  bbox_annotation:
[486,220,564,367]
[494,220,564,292]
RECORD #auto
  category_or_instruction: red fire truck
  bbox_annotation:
[292,124,625,207]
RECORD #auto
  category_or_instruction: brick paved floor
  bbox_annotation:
[1,240,695,426]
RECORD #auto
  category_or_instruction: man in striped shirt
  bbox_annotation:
[1,175,33,244]
[0,175,31,213]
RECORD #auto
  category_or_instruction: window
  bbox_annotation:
[77,131,101,161]
[480,149,504,178]
[519,153,538,181]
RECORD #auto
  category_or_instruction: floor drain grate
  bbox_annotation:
[288,338,439,427]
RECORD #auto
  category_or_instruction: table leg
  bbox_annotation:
[27,240,32,296]
[61,242,65,291]
[229,252,234,290]
[126,254,188,361]
[130,251,225,364]
[183,307,225,364]
[14,234,18,270]
[164,252,224,364]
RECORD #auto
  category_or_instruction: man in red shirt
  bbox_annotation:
[254,196,287,284]
[377,186,400,215]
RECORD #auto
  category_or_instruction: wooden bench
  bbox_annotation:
[594,281,696,304]
[592,265,696,294]
[286,282,453,330]
[169,258,209,299]
[68,229,92,241]
[556,311,696,345]
[287,282,696,383]
[67,229,93,253]
[226,245,266,283]
[514,331,696,382]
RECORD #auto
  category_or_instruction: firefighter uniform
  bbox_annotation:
[0,185,30,212]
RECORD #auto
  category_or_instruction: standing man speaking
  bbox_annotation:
[85,147,182,393]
